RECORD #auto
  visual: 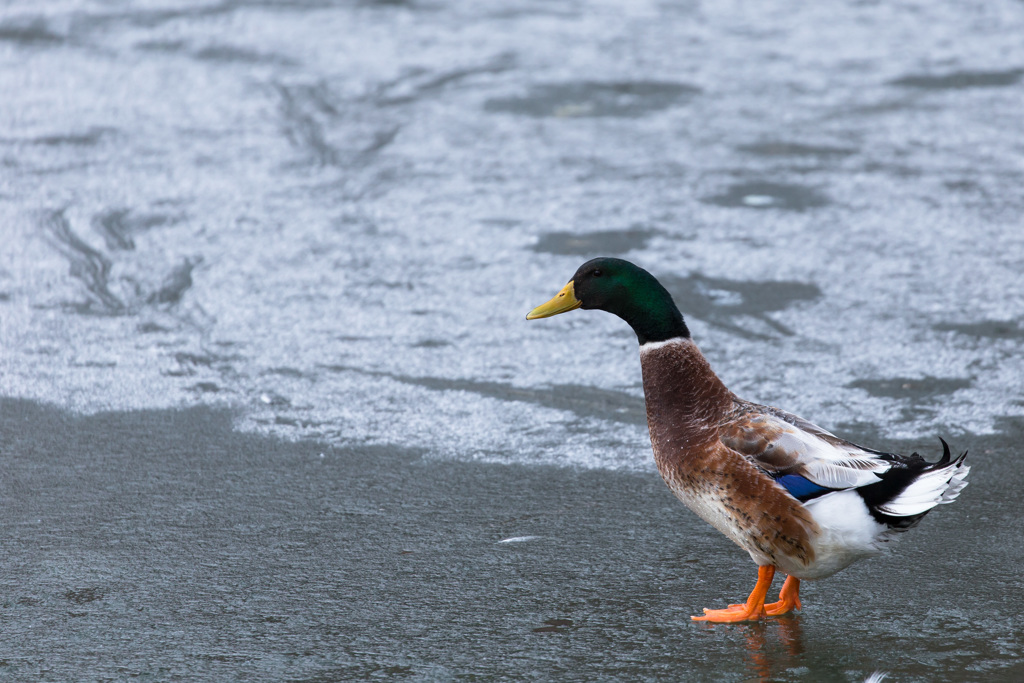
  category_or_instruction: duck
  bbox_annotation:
[526,257,970,622]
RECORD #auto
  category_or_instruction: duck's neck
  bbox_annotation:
[639,337,733,456]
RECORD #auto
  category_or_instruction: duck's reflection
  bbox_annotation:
[713,616,804,681]
[752,616,804,680]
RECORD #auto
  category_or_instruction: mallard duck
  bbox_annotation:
[527,257,969,622]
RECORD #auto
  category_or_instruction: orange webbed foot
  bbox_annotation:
[692,603,768,622]
[692,565,776,623]
[764,575,801,616]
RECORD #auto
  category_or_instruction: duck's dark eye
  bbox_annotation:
[592,269,602,277]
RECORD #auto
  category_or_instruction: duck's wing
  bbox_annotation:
[718,404,894,494]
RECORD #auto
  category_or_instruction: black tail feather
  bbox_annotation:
[937,437,952,466]
[856,437,967,531]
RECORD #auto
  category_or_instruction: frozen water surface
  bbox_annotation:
[1,0,1023,679]
[2,0,1022,471]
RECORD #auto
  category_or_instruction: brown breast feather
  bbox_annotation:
[641,342,818,567]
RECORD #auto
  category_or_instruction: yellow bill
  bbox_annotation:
[526,281,582,319]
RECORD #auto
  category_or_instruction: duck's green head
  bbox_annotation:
[526,257,690,344]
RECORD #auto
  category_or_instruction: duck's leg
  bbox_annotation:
[764,575,801,616]
[692,565,775,622]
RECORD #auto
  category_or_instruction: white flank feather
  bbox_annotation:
[796,490,889,579]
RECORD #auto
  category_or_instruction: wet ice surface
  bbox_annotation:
[1,0,1023,678]
[3,400,1023,681]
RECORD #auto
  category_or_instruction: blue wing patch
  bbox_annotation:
[775,474,833,502]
